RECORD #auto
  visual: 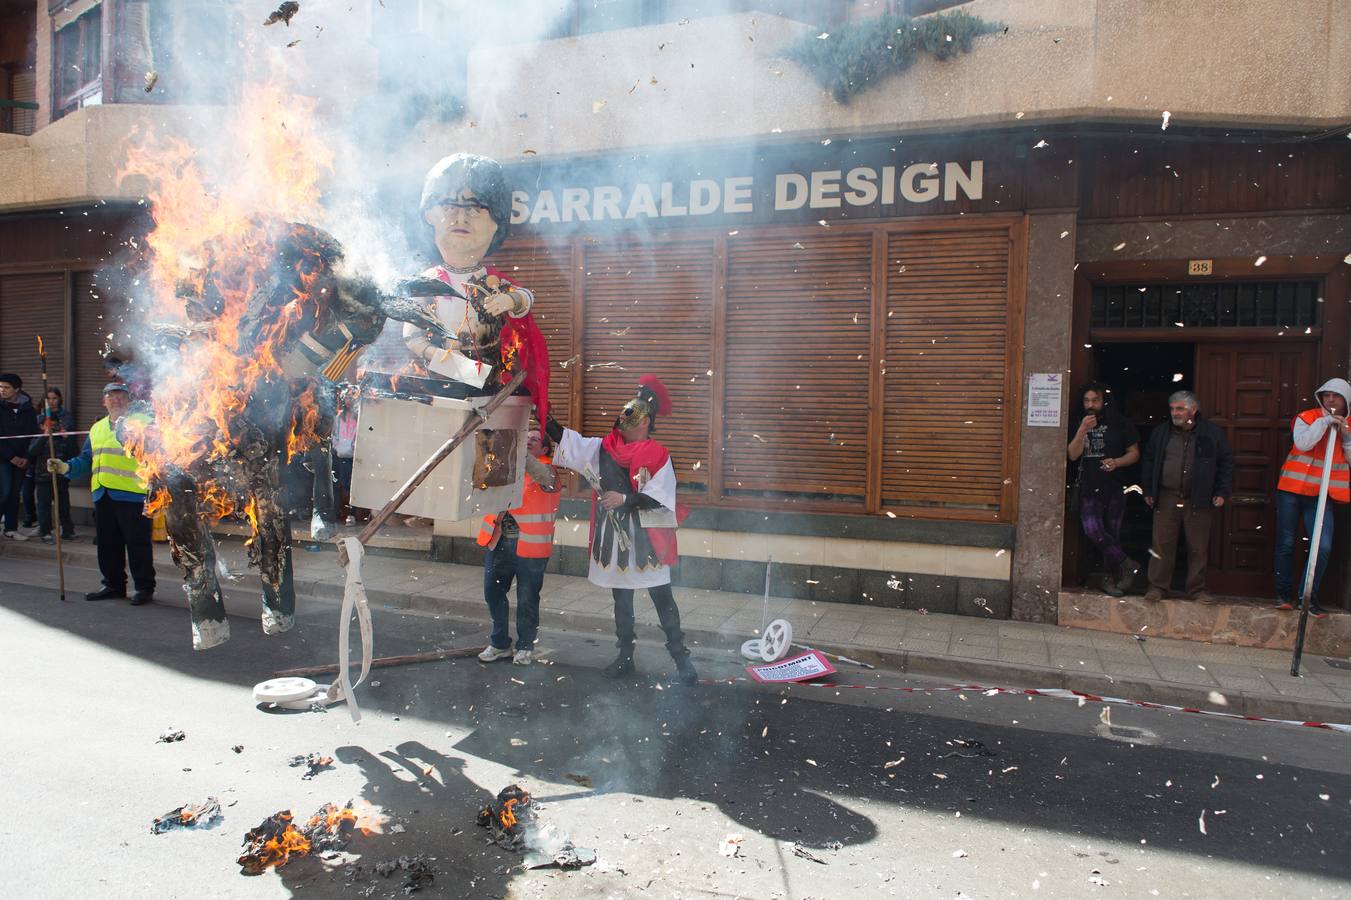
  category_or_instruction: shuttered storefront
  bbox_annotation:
[0,272,67,406]
[72,270,119,429]
[495,215,1026,522]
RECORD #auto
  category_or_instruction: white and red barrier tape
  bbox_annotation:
[707,678,1351,734]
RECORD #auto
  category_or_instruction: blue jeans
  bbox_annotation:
[1273,489,1336,600]
[483,536,548,651]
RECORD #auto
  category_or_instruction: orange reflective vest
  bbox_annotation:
[477,456,561,557]
[1277,409,1350,503]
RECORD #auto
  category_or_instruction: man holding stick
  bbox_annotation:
[545,375,698,685]
[1273,378,1351,617]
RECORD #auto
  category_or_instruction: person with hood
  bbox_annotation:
[1140,390,1234,604]
[1272,378,1351,617]
[0,373,37,540]
[544,375,697,685]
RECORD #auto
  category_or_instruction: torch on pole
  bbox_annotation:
[36,336,66,602]
[1289,425,1337,677]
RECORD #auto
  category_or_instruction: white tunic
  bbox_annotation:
[401,265,533,378]
[553,427,677,589]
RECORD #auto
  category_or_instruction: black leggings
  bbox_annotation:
[611,584,687,656]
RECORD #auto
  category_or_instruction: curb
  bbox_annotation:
[4,540,1349,727]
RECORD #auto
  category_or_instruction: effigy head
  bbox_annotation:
[419,153,512,265]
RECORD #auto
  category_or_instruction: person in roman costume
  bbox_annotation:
[545,375,697,685]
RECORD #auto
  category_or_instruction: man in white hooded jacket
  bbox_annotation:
[1273,378,1351,616]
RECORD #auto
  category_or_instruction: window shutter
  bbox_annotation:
[72,270,120,429]
[882,227,1012,513]
[580,239,714,490]
[493,240,574,425]
[0,273,66,405]
[723,232,873,501]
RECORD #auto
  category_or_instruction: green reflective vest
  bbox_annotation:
[90,415,148,495]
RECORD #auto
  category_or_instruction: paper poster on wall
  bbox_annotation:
[1027,373,1063,427]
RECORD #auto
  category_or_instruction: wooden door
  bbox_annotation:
[1195,342,1318,595]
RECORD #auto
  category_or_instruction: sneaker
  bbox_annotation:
[477,645,513,663]
[40,534,54,544]
[18,525,39,536]
[1275,595,1295,611]
[19,520,36,530]
[1308,603,1329,620]
[60,532,79,542]
[1142,589,1164,603]
[2,530,28,542]
[512,650,533,666]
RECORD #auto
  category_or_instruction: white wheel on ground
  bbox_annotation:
[760,619,793,662]
[252,677,319,704]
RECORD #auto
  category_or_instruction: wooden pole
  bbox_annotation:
[1290,425,1337,676]
[271,645,485,678]
[337,368,527,566]
[36,336,66,602]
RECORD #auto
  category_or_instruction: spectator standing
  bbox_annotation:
[0,373,37,540]
[330,384,368,524]
[475,430,561,666]
[27,408,78,543]
[1140,390,1234,604]
[48,383,156,604]
[1272,378,1351,617]
[1067,382,1142,596]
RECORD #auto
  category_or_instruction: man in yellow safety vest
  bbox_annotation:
[49,382,156,605]
[474,430,560,666]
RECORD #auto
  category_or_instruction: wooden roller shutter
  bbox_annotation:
[882,227,1012,513]
[723,231,873,501]
[0,273,67,406]
[580,238,714,492]
[72,270,122,430]
[493,240,575,425]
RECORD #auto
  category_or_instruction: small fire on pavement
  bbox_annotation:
[475,784,532,849]
[237,801,371,875]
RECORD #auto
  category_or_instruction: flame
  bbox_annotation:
[499,798,519,830]
[115,82,335,527]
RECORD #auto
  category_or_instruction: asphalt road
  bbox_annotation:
[2,560,1349,899]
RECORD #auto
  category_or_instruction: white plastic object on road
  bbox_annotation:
[252,677,319,704]
[739,618,794,662]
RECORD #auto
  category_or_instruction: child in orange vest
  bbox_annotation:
[475,430,561,665]
[1274,378,1351,616]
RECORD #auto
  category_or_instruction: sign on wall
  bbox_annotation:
[1026,373,1063,427]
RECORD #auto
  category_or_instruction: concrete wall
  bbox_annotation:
[1010,212,1076,623]
[433,0,1351,161]
[1078,214,1351,263]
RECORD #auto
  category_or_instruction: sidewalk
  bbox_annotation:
[4,534,1351,726]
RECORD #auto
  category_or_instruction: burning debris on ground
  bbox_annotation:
[288,752,335,779]
[157,728,186,743]
[237,801,362,875]
[475,784,531,850]
[151,797,223,834]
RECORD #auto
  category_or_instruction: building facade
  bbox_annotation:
[1,0,1348,641]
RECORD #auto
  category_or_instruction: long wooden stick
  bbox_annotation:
[36,336,65,602]
[272,645,485,678]
[1291,424,1337,676]
[337,368,527,565]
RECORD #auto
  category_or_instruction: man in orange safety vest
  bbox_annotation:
[475,429,561,665]
[1273,378,1351,617]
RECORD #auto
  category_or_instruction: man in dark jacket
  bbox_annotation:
[0,373,38,540]
[1140,390,1234,604]
[27,391,79,543]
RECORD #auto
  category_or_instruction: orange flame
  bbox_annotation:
[115,82,336,525]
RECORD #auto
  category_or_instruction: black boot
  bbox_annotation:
[674,653,699,686]
[1113,558,1140,596]
[603,646,635,678]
